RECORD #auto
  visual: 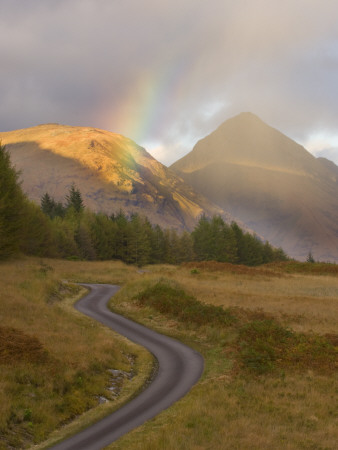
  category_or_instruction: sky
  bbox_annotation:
[1,0,338,166]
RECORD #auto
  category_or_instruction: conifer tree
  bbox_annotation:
[75,221,96,260]
[65,184,84,213]
[41,193,65,218]
[307,251,315,263]
[149,224,166,263]
[0,142,27,258]
[90,213,118,260]
[177,231,195,263]
[41,193,54,217]
[20,200,56,257]
[126,213,151,266]
[113,209,129,261]
[191,214,212,260]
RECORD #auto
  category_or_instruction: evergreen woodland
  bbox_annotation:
[0,143,288,265]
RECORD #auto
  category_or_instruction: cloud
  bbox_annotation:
[1,0,338,165]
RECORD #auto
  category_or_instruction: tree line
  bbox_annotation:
[0,142,288,265]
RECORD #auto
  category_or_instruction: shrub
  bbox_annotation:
[134,279,236,327]
[236,319,337,375]
[238,320,294,374]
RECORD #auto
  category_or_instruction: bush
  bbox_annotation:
[237,319,337,375]
[134,279,236,327]
[238,320,294,374]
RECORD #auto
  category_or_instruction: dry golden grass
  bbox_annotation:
[163,262,338,335]
[1,257,337,449]
[106,262,337,450]
[0,257,152,449]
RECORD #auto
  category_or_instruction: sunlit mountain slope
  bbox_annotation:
[0,123,230,230]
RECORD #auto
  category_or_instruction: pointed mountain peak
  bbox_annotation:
[216,111,279,134]
[171,113,338,262]
[172,112,315,175]
[216,112,267,130]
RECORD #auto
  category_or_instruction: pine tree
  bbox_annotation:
[307,251,315,263]
[41,193,66,218]
[177,231,195,263]
[0,142,27,258]
[50,217,80,258]
[75,221,96,260]
[41,193,54,217]
[113,209,129,261]
[65,184,84,213]
[191,214,212,260]
[222,223,238,263]
[149,224,166,263]
[20,200,56,257]
[126,214,151,266]
[90,213,118,260]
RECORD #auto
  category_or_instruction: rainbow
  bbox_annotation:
[100,58,191,144]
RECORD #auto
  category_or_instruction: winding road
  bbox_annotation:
[50,284,204,450]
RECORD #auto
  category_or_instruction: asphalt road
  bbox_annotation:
[50,283,204,450]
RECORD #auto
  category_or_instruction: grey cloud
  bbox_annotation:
[1,0,338,165]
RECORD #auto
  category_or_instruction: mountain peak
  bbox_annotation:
[217,112,266,129]
[171,113,338,262]
[228,111,262,121]
[172,111,316,176]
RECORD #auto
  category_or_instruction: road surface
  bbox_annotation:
[50,283,204,450]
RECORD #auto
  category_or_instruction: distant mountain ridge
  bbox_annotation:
[0,123,233,231]
[171,112,338,261]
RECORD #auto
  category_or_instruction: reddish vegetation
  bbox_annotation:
[182,261,284,277]
[267,261,338,275]
[183,260,338,276]
[0,326,47,364]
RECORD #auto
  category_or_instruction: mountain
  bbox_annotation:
[171,112,338,261]
[0,123,231,231]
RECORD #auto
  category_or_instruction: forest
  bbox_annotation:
[0,142,288,265]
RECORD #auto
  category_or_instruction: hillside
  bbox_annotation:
[0,124,229,230]
[171,112,338,261]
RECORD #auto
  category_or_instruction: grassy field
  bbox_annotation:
[0,258,337,449]
[0,258,152,449]
[107,261,338,450]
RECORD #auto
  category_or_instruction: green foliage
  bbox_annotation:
[75,219,96,261]
[1,144,289,265]
[135,279,336,377]
[192,215,288,266]
[238,320,294,374]
[237,319,337,375]
[306,251,315,263]
[20,200,57,257]
[65,183,84,213]
[49,217,79,258]
[90,213,118,260]
[274,261,338,275]
[0,142,27,259]
[125,214,152,266]
[41,192,65,218]
[134,280,236,327]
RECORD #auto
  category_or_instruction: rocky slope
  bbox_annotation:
[171,112,338,261]
[0,123,230,230]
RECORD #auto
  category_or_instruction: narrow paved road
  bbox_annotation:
[50,284,204,450]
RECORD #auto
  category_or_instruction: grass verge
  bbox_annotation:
[0,257,154,449]
[106,273,337,450]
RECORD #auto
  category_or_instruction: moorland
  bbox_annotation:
[1,257,337,449]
